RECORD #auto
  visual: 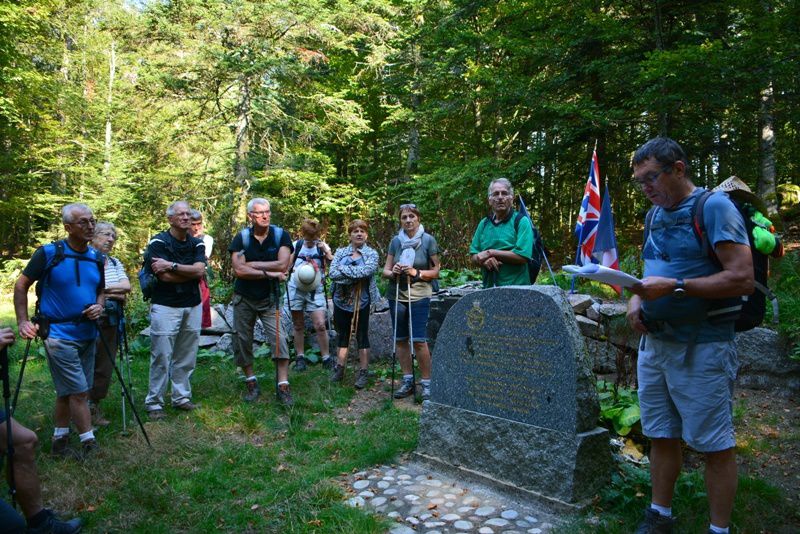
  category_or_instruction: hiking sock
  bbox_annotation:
[27,509,50,528]
[709,525,729,534]
[420,379,431,387]
[650,504,672,517]
[403,374,413,382]
[321,354,330,360]
[53,427,69,439]
[245,376,257,383]
[278,381,289,387]
[78,430,95,443]
[296,353,304,359]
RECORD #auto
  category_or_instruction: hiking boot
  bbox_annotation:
[26,508,83,534]
[294,356,308,372]
[354,368,369,390]
[243,380,261,402]
[393,378,415,399]
[321,357,334,370]
[330,363,344,383]
[634,508,675,534]
[50,436,79,460]
[90,402,110,427]
[148,409,166,421]
[81,439,100,460]
[421,383,431,401]
[277,384,294,407]
[174,401,197,411]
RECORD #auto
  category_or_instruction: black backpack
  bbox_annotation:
[644,190,778,332]
[478,212,544,284]
[138,235,175,301]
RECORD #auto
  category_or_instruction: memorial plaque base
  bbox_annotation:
[416,401,612,509]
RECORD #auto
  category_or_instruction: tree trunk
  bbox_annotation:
[103,41,116,180]
[758,81,778,214]
[405,41,420,177]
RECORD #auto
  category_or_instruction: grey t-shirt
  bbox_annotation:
[387,233,439,301]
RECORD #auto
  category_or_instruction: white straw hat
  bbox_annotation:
[713,176,768,214]
[293,263,321,292]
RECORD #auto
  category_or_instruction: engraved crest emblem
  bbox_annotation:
[466,300,485,331]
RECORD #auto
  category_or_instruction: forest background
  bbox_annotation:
[1,0,799,281]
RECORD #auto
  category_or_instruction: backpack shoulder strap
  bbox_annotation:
[240,227,251,251]
[513,211,524,232]
[691,190,719,266]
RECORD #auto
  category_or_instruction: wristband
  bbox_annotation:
[262,269,269,279]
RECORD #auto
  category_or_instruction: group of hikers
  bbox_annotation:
[0,136,783,533]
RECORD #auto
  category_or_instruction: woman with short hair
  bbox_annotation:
[382,204,440,400]
[328,220,380,389]
[288,218,334,371]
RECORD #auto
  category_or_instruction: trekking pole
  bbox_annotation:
[390,280,400,401]
[540,244,558,287]
[120,307,135,432]
[347,282,363,382]
[11,338,32,416]
[116,320,128,434]
[274,282,282,399]
[95,324,152,448]
[1,345,17,508]
[407,273,417,400]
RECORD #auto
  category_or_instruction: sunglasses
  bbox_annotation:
[400,203,417,210]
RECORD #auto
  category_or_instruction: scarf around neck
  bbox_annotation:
[397,224,424,266]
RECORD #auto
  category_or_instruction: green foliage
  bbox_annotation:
[771,251,800,359]
[596,379,641,436]
[437,268,481,288]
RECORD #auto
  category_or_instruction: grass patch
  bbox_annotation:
[3,337,418,533]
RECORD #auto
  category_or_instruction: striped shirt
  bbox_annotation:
[104,256,128,288]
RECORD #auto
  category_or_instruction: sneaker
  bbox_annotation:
[421,383,431,401]
[277,384,294,407]
[81,439,100,460]
[294,356,308,372]
[174,401,197,411]
[393,378,415,399]
[90,402,110,427]
[243,380,261,402]
[635,508,676,534]
[321,357,333,370]
[148,409,167,421]
[354,368,369,390]
[50,436,80,460]
[27,509,83,534]
[330,363,344,383]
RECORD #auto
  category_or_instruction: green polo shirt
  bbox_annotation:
[469,210,533,287]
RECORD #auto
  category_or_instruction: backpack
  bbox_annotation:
[644,190,778,332]
[478,212,544,284]
[36,240,106,311]
[239,225,284,256]
[291,239,325,273]
[139,236,174,301]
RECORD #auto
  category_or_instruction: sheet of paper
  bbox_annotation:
[563,264,641,288]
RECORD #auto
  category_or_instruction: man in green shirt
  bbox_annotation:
[470,178,534,287]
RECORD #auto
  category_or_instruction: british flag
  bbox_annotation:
[574,150,602,266]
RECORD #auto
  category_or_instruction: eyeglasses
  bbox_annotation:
[400,203,417,210]
[633,165,672,189]
[489,190,512,198]
[171,211,192,219]
[71,218,97,227]
[249,210,270,218]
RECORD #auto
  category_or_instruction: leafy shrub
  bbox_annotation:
[438,268,481,287]
[771,251,800,359]
[596,379,641,436]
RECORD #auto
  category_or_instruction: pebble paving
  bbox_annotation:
[344,462,560,533]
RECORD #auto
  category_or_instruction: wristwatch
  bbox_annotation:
[672,278,686,299]
[171,262,178,272]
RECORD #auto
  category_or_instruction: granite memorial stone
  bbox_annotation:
[416,285,611,507]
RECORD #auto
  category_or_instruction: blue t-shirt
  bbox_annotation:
[642,188,749,342]
[23,241,103,341]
